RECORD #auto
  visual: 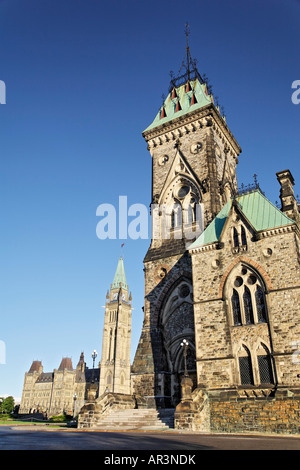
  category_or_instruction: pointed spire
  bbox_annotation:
[112,257,128,291]
[76,352,85,371]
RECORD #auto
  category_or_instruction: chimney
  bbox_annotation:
[276,169,300,224]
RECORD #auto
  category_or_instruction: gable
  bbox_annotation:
[188,190,295,250]
[158,149,203,204]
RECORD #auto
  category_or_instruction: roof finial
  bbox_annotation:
[185,22,191,79]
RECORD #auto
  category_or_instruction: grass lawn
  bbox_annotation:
[0,415,71,427]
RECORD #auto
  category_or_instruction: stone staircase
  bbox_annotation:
[85,408,175,431]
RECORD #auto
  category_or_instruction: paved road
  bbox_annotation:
[0,426,300,451]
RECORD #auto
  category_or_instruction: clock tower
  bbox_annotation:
[99,257,132,396]
[131,30,242,408]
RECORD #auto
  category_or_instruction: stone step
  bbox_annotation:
[86,408,175,431]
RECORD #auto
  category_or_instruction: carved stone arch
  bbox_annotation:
[174,340,196,374]
[158,275,193,327]
[152,269,192,326]
[159,173,202,207]
[254,339,271,354]
[254,341,275,385]
[154,272,196,406]
[233,340,250,357]
[219,256,273,300]
[220,179,234,204]
[222,260,271,328]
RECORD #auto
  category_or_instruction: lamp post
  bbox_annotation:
[180,339,189,377]
[91,349,97,383]
[73,393,77,419]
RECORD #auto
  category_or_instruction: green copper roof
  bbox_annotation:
[188,189,295,250]
[143,78,223,133]
[112,257,128,290]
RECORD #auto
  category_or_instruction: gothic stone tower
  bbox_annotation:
[99,257,132,396]
[131,41,241,408]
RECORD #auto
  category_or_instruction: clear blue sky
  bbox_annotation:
[0,0,299,400]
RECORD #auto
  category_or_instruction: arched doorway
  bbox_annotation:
[159,278,196,406]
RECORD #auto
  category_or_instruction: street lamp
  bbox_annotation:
[91,349,98,383]
[73,393,77,419]
[180,339,189,377]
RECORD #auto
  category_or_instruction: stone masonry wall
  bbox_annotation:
[209,395,300,435]
[191,217,300,391]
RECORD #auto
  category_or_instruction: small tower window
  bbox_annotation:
[241,226,247,246]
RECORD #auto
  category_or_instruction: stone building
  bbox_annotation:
[19,257,132,417]
[19,353,99,416]
[129,41,300,433]
[22,37,300,433]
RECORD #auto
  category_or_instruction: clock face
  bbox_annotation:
[112,292,126,301]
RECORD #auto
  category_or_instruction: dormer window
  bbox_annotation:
[232,225,247,253]
[233,227,239,248]
[241,226,247,246]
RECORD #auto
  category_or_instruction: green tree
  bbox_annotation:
[0,396,15,414]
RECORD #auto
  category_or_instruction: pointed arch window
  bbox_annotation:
[255,286,267,323]
[233,227,239,248]
[243,286,254,324]
[257,344,274,385]
[232,289,242,325]
[239,346,254,385]
[227,265,269,327]
[241,226,247,246]
[231,226,248,253]
[170,203,182,229]
[186,197,197,224]
[161,174,202,243]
